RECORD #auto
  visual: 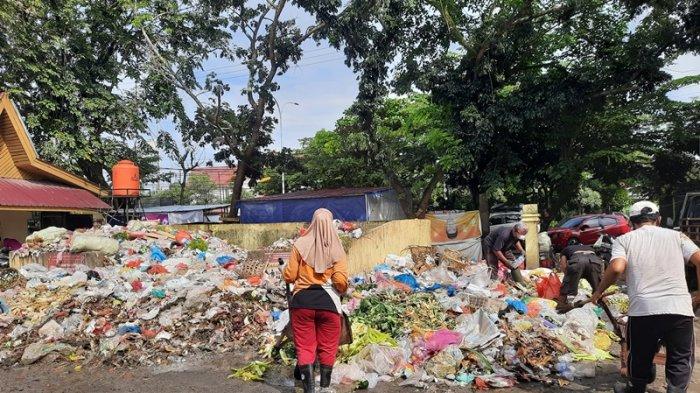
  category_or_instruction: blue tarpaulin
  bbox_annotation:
[238,187,406,223]
[239,195,367,223]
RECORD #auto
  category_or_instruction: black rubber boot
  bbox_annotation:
[300,364,314,393]
[320,365,332,387]
[613,381,646,393]
[666,385,685,393]
[294,364,301,380]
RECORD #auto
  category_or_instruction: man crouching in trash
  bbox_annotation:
[591,201,700,393]
[283,208,349,393]
[482,222,528,282]
[555,243,604,313]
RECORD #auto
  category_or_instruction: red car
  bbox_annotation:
[548,213,631,251]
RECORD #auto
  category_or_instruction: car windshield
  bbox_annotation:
[560,217,586,229]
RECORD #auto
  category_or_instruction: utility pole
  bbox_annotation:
[273,98,299,194]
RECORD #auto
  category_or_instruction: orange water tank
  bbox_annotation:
[112,160,140,196]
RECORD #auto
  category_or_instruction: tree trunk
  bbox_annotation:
[78,159,108,188]
[478,192,490,236]
[228,160,248,218]
[468,180,490,237]
[178,178,187,205]
[414,171,443,219]
[385,170,415,218]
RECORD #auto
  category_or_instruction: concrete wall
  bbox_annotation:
[174,219,430,274]
[173,222,304,250]
[347,219,431,274]
[0,210,31,241]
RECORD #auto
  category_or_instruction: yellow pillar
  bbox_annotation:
[521,204,540,269]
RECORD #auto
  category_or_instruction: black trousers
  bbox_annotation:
[627,314,695,391]
[559,259,603,297]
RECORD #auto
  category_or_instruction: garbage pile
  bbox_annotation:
[310,251,627,389]
[0,221,288,367]
[1,221,628,390]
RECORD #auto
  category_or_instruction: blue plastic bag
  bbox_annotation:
[423,283,442,292]
[373,264,390,272]
[150,246,166,262]
[0,299,9,314]
[117,324,141,335]
[394,273,420,290]
[505,298,527,314]
[150,288,166,299]
[216,255,234,266]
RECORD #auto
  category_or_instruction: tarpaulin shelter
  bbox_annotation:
[238,187,406,223]
[142,204,230,224]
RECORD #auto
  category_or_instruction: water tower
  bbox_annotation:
[107,160,146,225]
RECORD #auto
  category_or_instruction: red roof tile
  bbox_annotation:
[191,167,236,187]
[0,179,110,210]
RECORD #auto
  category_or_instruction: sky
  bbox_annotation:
[149,7,699,170]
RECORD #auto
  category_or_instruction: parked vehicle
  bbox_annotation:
[548,213,630,251]
[489,205,522,230]
[679,192,699,291]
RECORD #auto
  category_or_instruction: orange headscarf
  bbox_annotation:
[294,208,347,274]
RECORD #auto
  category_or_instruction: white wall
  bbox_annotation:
[0,211,31,241]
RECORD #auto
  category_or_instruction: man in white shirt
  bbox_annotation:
[592,201,700,393]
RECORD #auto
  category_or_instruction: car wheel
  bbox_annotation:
[567,237,580,246]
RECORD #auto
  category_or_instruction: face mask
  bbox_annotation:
[517,235,526,240]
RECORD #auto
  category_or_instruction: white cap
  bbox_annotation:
[629,201,659,218]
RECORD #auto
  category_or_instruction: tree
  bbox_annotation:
[305,0,699,230]
[0,0,214,186]
[157,130,200,204]
[141,0,346,218]
[187,173,219,205]
[336,94,464,218]
[253,148,307,195]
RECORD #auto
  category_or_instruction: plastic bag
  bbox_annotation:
[150,246,167,262]
[504,298,527,314]
[424,344,464,378]
[456,309,500,350]
[562,305,598,339]
[331,363,367,385]
[70,235,119,254]
[355,344,404,375]
[536,273,562,300]
[393,273,420,291]
[420,267,457,286]
[423,329,462,353]
[26,227,67,243]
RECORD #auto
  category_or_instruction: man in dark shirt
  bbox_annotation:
[483,222,528,279]
[557,244,604,307]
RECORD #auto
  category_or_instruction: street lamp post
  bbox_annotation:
[273,99,299,194]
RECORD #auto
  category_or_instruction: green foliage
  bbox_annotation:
[153,173,219,205]
[0,0,211,186]
[187,173,220,205]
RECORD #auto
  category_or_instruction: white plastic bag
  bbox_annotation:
[70,235,119,254]
[355,344,404,375]
[331,363,367,385]
[26,227,67,243]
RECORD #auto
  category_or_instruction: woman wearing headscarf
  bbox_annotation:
[283,208,348,393]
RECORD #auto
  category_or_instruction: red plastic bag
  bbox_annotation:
[536,273,561,300]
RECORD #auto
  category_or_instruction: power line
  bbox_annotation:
[217,56,347,81]
[199,45,336,74]
[206,51,342,78]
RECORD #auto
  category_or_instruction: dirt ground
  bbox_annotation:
[2,321,698,393]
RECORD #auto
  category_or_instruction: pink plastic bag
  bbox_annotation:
[424,329,462,353]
